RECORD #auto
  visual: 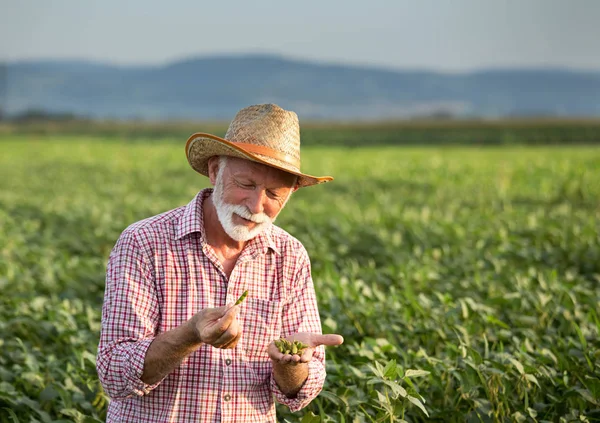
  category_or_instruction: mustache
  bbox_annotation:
[227,203,271,224]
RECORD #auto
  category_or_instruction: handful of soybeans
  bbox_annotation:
[274,338,309,355]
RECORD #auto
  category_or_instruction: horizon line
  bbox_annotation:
[2,52,600,75]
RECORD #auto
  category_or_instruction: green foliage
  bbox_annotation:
[1,135,599,422]
[3,119,600,146]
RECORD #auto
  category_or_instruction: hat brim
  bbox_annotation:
[185,133,333,188]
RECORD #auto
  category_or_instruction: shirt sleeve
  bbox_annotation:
[96,228,164,400]
[270,248,327,411]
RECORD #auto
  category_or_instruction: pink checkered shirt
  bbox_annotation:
[97,189,326,422]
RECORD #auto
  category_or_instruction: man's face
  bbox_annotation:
[211,156,297,242]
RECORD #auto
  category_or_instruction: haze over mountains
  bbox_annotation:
[3,54,600,120]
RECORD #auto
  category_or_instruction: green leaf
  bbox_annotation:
[367,363,384,379]
[374,361,385,376]
[0,381,17,395]
[525,374,541,388]
[404,369,430,378]
[3,407,21,423]
[486,315,510,329]
[317,390,346,407]
[407,395,429,417]
[301,411,321,423]
[383,360,397,379]
[575,388,599,405]
[512,411,527,423]
[571,322,587,349]
[508,357,525,375]
[347,365,365,379]
[382,379,407,398]
[375,390,388,405]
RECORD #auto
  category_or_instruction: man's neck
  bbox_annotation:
[202,195,247,254]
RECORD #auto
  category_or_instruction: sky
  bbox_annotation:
[1,0,600,72]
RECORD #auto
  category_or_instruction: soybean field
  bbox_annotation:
[1,131,599,422]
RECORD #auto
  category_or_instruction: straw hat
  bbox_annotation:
[185,104,333,188]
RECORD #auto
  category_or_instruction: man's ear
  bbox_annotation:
[207,156,220,186]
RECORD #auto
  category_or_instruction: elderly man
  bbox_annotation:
[97,104,344,422]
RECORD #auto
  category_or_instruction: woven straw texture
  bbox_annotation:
[186,104,333,187]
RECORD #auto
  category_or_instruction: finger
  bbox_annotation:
[280,354,294,363]
[214,334,236,349]
[225,301,242,313]
[213,317,240,347]
[220,321,243,349]
[228,330,243,349]
[216,336,237,350]
[300,348,314,363]
[268,342,285,361]
[203,304,233,320]
[220,330,242,349]
[311,334,344,347]
[213,305,239,333]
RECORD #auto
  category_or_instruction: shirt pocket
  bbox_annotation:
[240,298,282,383]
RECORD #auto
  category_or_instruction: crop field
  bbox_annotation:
[1,131,599,422]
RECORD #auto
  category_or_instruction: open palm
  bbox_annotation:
[268,332,344,363]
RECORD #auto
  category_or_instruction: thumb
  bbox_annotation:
[311,334,344,347]
[204,304,233,319]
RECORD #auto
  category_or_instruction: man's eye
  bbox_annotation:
[267,190,280,198]
[237,181,254,189]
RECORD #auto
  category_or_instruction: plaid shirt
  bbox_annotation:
[97,189,326,422]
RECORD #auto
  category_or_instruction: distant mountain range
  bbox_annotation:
[2,54,600,120]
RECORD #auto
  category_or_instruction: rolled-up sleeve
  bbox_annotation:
[96,228,163,400]
[271,248,326,411]
[270,355,326,412]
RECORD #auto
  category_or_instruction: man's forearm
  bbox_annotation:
[141,321,202,384]
[272,361,309,397]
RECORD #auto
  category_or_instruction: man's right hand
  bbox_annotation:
[188,304,242,349]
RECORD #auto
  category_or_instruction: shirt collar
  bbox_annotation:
[175,188,281,256]
[246,222,281,257]
[175,189,209,241]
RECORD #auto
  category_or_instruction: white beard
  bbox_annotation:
[212,166,273,242]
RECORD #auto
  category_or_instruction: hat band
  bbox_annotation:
[232,142,300,169]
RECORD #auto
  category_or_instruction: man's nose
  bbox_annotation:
[247,189,265,215]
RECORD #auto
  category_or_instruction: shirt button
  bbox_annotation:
[224,394,231,401]
[225,358,232,366]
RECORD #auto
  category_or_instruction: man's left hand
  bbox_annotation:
[267,332,344,364]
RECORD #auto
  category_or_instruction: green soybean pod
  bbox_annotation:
[235,290,248,305]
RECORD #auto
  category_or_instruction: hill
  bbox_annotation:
[3,55,600,119]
